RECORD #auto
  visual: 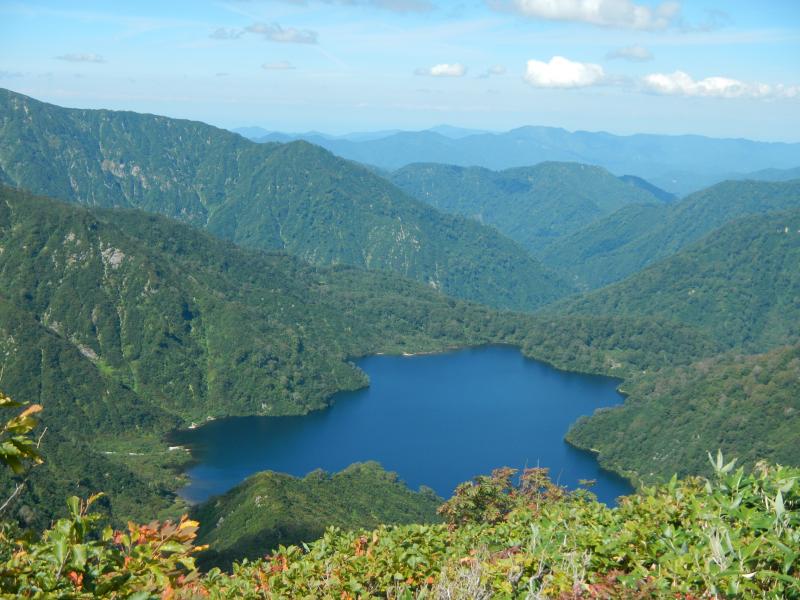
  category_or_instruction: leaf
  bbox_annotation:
[67,496,80,518]
[774,490,785,520]
[71,543,87,569]
[53,536,68,567]
[159,541,189,555]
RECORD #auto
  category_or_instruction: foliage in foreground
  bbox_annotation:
[2,458,798,598]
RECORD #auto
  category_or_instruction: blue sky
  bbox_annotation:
[1,0,799,140]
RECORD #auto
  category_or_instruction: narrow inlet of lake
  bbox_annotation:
[172,345,632,505]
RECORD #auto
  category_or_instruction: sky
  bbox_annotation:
[1,0,799,141]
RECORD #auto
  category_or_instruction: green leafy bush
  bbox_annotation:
[1,452,796,598]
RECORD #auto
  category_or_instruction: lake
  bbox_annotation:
[172,345,632,505]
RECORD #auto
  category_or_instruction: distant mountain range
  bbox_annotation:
[232,124,488,142]
[235,125,800,196]
[0,88,569,312]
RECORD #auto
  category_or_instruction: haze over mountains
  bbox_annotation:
[236,125,800,196]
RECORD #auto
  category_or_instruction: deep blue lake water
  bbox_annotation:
[173,345,632,505]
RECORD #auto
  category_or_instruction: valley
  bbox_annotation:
[0,83,798,596]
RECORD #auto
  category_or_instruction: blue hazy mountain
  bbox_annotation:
[243,125,800,195]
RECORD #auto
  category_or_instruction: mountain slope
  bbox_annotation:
[735,166,800,182]
[193,462,441,569]
[541,179,800,289]
[555,209,800,352]
[389,162,663,254]
[567,344,800,484]
[0,295,181,529]
[0,88,569,311]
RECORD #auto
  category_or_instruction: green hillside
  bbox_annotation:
[389,161,662,254]
[0,296,180,529]
[541,179,800,289]
[556,209,800,352]
[567,344,800,485]
[0,185,729,529]
[192,462,441,569]
[0,88,569,312]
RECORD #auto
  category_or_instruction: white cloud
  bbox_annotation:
[491,0,681,30]
[210,27,243,40]
[373,0,433,11]
[415,63,467,77]
[524,56,605,88]
[211,22,318,44]
[55,53,105,63]
[642,70,799,99]
[479,64,507,78]
[607,44,653,61]
[246,23,318,44]
[262,61,296,70]
[270,0,434,12]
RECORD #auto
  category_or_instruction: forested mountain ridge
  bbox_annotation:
[541,178,800,289]
[0,88,569,312]
[388,161,664,254]
[567,343,800,484]
[554,209,800,352]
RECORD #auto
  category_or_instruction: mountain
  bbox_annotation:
[0,295,180,528]
[231,126,272,139]
[567,344,800,484]
[427,125,489,139]
[555,209,800,352]
[388,162,664,254]
[0,88,569,312]
[202,141,570,311]
[736,165,800,182]
[192,462,440,569]
[555,209,800,486]
[246,125,800,195]
[617,174,677,203]
[541,179,800,289]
